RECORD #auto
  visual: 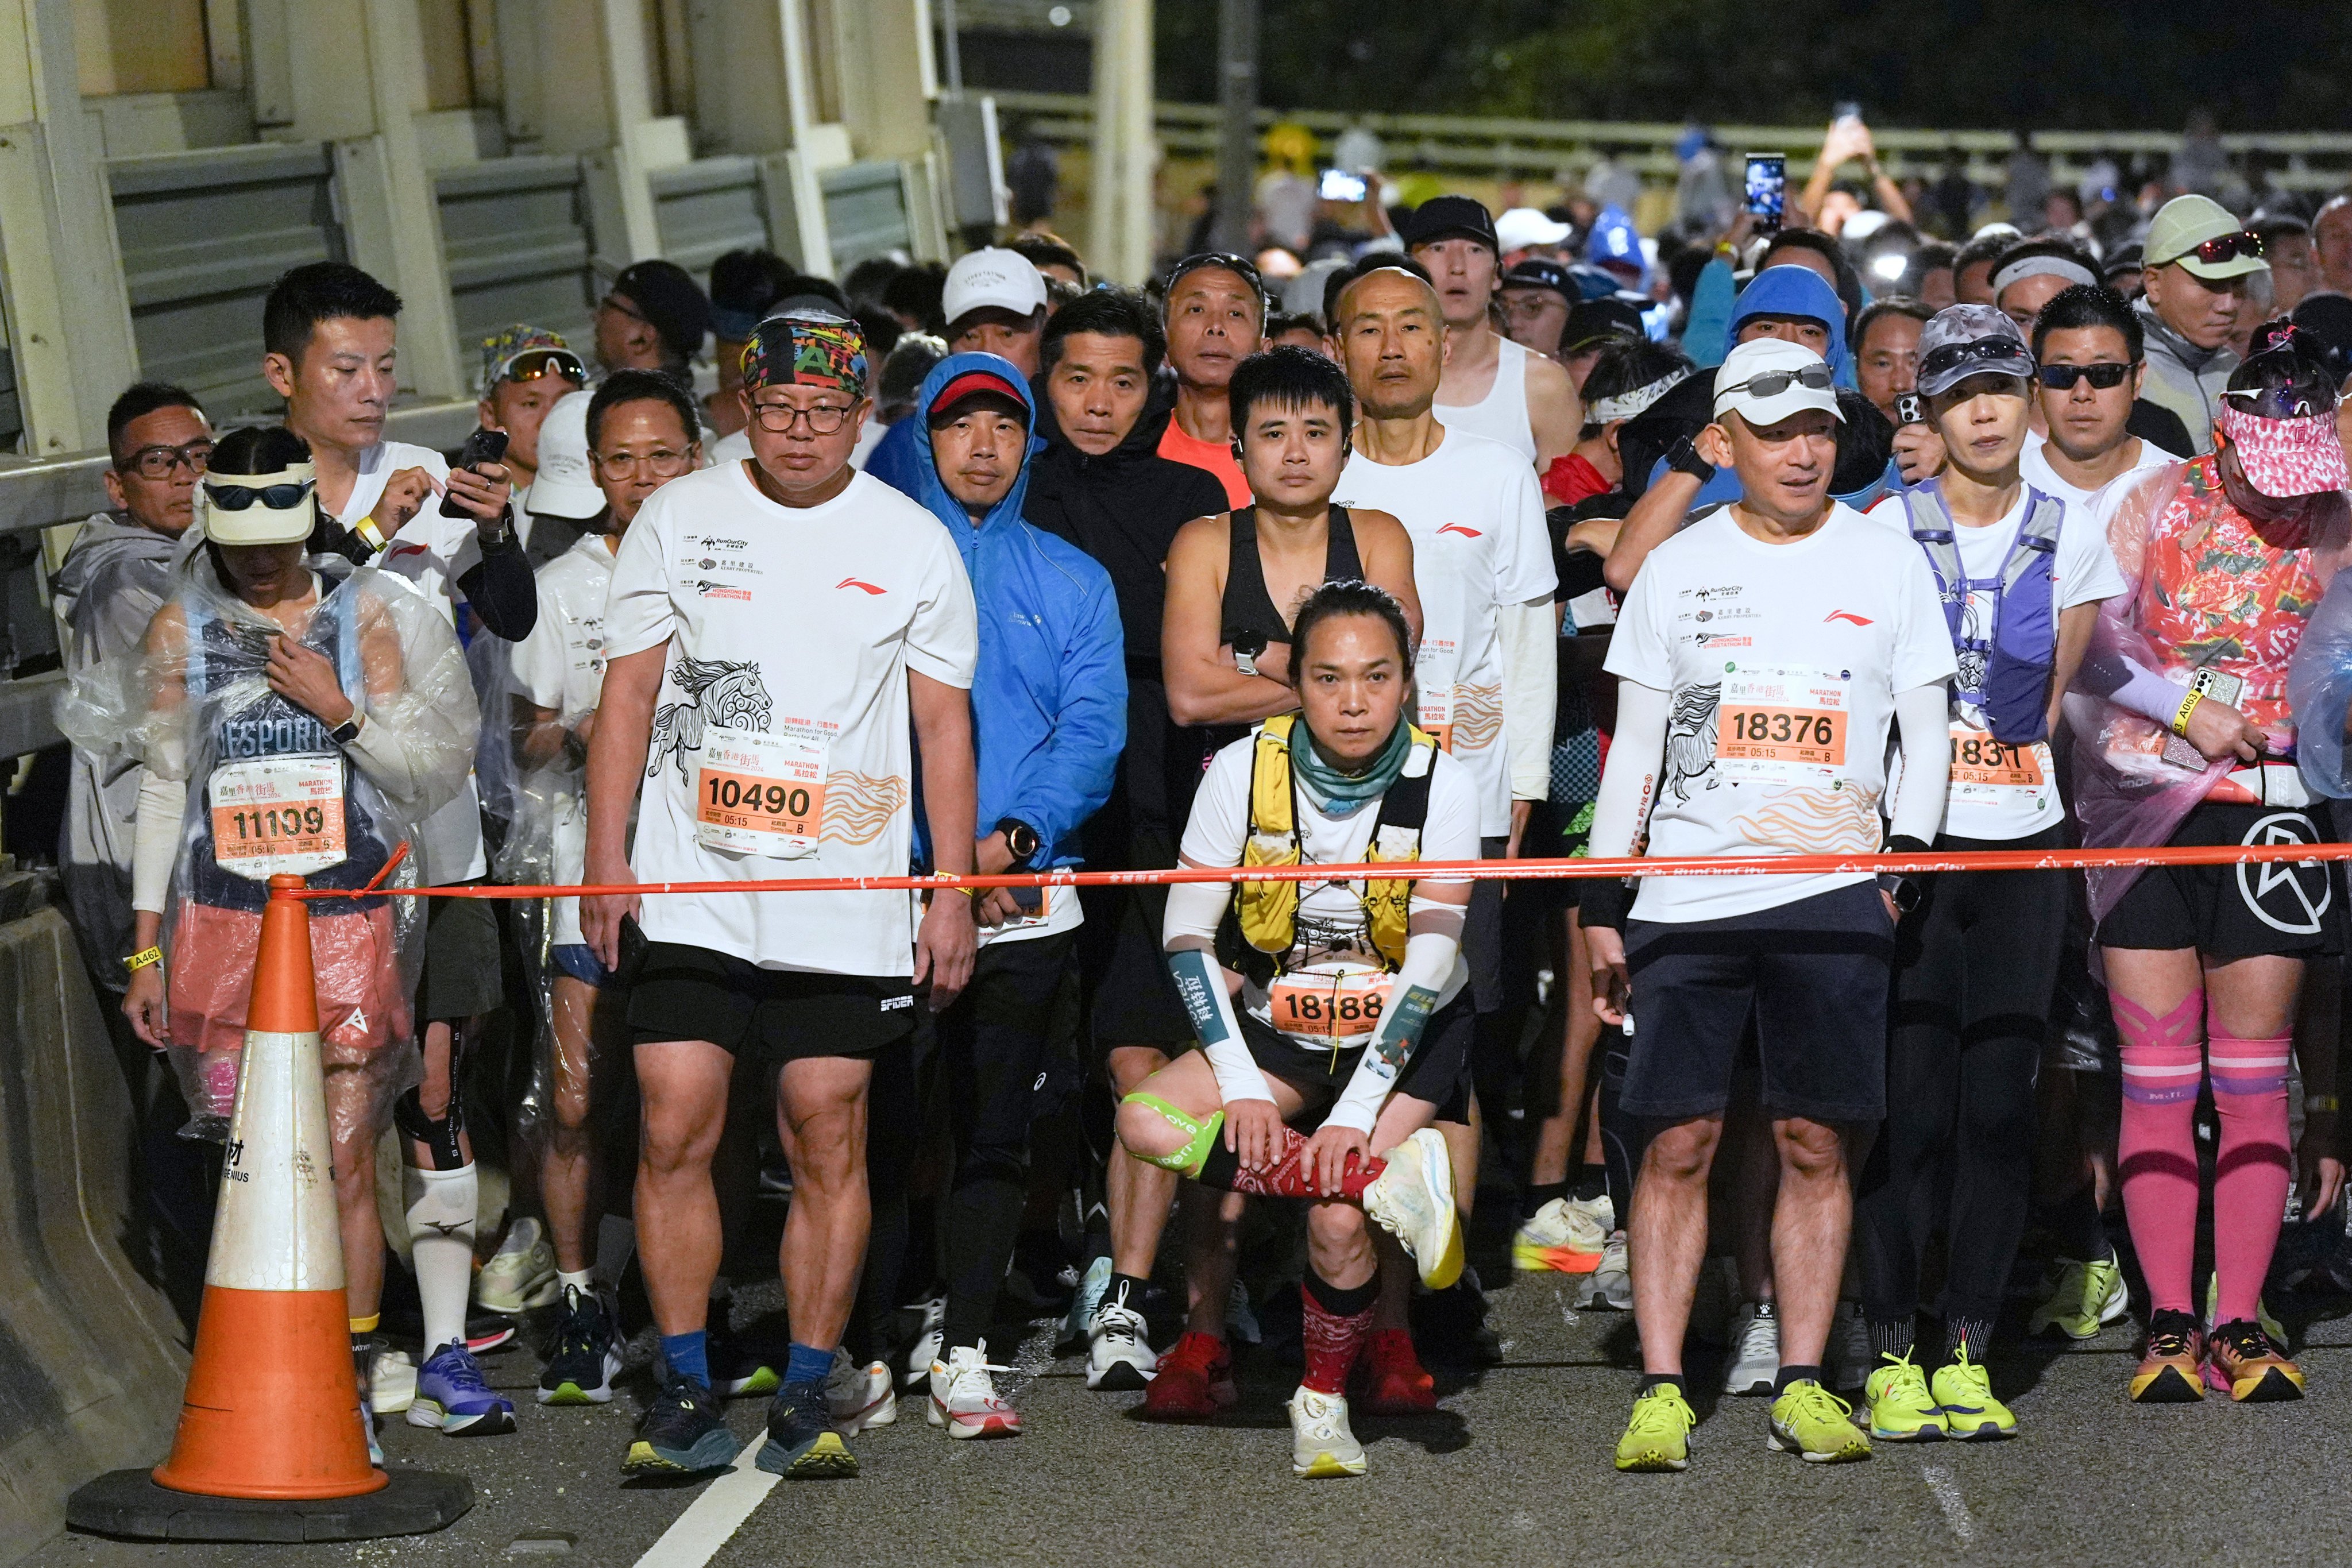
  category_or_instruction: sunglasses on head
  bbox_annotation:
[2166,230,2265,268]
[204,478,315,511]
[1920,338,2029,381]
[500,349,587,384]
[1165,251,1266,303]
[1722,361,1836,400]
[2035,362,2133,391]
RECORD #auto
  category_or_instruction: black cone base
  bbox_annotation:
[66,1467,472,1543]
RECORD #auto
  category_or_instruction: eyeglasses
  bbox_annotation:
[2162,230,2265,268]
[499,349,588,385]
[119,441,214,480]
[597,293,650,323]
[1720,362,1836,401]
[1920,339,2030,381]
[204,478,315,511]
[2035,362,2134,391]
[594,448,697,477]
[751,401,857,435]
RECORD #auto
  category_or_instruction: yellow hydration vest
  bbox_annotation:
[1231,713,1441,976]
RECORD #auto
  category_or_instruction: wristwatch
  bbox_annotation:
[1879,834,1928,916]
[329,715,363,746]
[998,818,1040,864]
[1230,629,1268,678]
[1665,434,1714,482]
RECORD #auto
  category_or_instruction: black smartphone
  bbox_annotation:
[1009,886,1043,915]
[616,913,650,988]
[439,427,510,517]
[1744,155,1786,234]
[1894,392,1925,425]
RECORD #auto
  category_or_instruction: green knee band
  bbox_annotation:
[1123,1092,1223,1178]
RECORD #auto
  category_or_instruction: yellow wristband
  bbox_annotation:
[124,945,164,972]
[2308,1095,2341,1114]
[2171,690,2203,738]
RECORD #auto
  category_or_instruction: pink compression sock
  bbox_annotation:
[2113,991,2204,1316]
[2207,1034,2292,1327]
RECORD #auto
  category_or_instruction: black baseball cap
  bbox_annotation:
[1401,195,1499,253]
[1561,296,1648,354]
[1499,258,1577,303]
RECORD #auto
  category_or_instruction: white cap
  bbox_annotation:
[1712,338,1843,427]
[526,390,603,521]
[1495,206,1572,252]
[943,248,1048,327]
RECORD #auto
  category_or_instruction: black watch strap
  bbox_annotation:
[1666,434,1714,482]
[329,715,362,746]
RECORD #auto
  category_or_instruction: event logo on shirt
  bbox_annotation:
[1824,611,1874,626]
[1437,524,1483,538]
[837,577,887,595]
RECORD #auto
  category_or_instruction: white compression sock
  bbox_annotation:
[406,1162,478,1355]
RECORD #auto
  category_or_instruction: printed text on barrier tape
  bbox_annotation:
[281,840,2352,901]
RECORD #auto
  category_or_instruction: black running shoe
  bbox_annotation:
[623,1373,737,1476]
[708,1315,779,1398]
[539,1286,623,1406]
[755,1378,858,1478]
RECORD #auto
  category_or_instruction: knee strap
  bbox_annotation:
[1122,1092,1222,1178]
[396,1086,468,1171]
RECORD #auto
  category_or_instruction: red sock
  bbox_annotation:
[1300,1272,1377,1395]
[1216,1127,1385,1200]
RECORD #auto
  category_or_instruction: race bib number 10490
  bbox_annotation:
[694,725,827,857]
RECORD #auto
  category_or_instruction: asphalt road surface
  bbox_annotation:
[37,1242,2352,1568]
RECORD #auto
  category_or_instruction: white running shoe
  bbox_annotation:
[474,1217,559,1315]
[1723,1301,1779,1396]
[901,1295,945,1389]
[827,1346,898,1434]
[1825,1298,1872,1392]
[1057,1256,1111,1355]
[1287,1386,1366,1478]
[1513,1196,1609,1273]
[368,1347,418,1414]
[1086,1299,1158,1390]
[928,1341,1021,1438]
[1578,1230,1633,1311]
[1364,1129,1465,1288]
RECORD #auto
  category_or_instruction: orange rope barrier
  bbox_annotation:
[281,839,2352,901]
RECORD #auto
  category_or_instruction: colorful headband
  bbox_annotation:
[741,311,870,398]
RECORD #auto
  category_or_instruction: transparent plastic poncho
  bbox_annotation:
[2064,460,2352,921]
[60,540,478,1140]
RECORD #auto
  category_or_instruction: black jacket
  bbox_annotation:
[1023,380,1230,667]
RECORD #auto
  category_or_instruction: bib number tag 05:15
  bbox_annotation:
[208,754,348,879]
[1269,971,1393,1040]
[694,725,827,857]
[1714,665,1849,786]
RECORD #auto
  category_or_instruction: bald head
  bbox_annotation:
[1336,266,1449,421]
[1334,265,1445,333]
[2318,195,2352,296]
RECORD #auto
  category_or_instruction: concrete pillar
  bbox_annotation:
[1089,0,1156,284]
[0,0,140,453]
[584,0,662,267]
[352,0,464,399]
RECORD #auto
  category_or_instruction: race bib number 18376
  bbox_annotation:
[1714,665,1850,786]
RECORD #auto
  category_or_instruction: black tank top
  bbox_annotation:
[1218,505,1363,650]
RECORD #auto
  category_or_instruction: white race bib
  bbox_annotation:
[207,755,348,879]
[1714,664,1851,787]
[694,725,827,857]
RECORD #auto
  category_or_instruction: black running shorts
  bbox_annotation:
[627,941,916,1061]
[1229,988,1476,1125]
[2094,801,2340,960]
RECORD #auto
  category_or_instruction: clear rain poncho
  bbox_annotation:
[60,538,477,1140]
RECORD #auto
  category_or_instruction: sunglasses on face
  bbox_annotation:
[500,349,588,384]
[2035,362,2134,391]
[2165,230,2265,268]
[1919,338,2029,381]
[1721,361,1836,400]
[121,441,214,480]
[204,478,315,511]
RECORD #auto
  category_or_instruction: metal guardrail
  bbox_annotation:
[990,90,2352,195]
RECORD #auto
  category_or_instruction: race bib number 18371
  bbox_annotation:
[694,725,827,857]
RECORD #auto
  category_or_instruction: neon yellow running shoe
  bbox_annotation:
[1767,1379,1872,1463]
[1614,1383,1696,1473]
[2202,1275,2285,1343]
[1932,1349,2017,1439]
[2027,1253,2129,1340]
[1863,1351,1947,1442]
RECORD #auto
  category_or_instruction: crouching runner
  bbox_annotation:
[1115,580,1469,1480]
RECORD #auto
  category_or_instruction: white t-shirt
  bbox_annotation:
[1336,428,1557,836]
[603,462,978,975]
[1867,486,2127,840]
[1181,732,1482,1046]
[509,530,616,948]
[326,439,491,882]
[2021,430,2180,536]
[1606,504,1957,921]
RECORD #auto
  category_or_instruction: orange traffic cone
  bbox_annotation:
[152,874,385,1499]
[69,875,469,1542]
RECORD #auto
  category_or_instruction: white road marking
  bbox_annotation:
[1921,1463,1978,1544]
[631,1436,774,1568]
[996,1317,1060,1403]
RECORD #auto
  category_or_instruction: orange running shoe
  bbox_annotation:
[1139,1332,1236,1420]
[2129,1309,2203,1404]
[2204,1319,2305,1403]
[1353,1328,1438,1415]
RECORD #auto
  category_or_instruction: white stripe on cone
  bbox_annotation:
[207,1029,346,1293]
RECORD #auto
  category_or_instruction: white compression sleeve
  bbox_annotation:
[1161,878,1277,1106]
[1888,683,1954,846]
[132,770,186,916]
[1326,916,1463,1134]
[341,709,434,806]
[1586,681,1668,861]
[1498,597,1559,803]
